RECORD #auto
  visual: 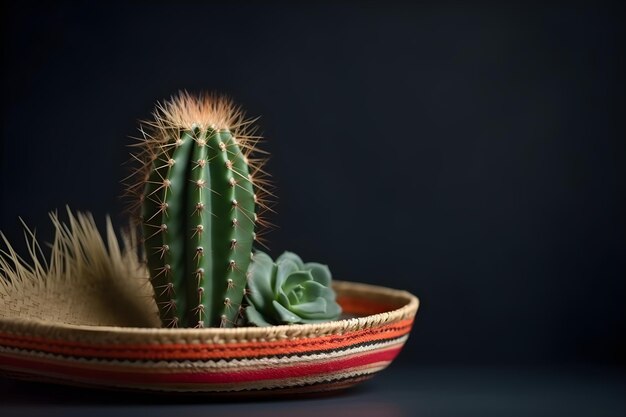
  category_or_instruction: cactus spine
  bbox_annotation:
[127,93,269,328]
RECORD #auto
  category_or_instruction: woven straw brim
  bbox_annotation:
[0,280,418,395]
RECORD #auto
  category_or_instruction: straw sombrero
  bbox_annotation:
[0,211,419,395]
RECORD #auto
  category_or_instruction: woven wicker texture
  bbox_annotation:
[0,281,417,394]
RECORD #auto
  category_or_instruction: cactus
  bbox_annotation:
[125,92,271,328]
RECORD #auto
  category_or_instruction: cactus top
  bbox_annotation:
[150,92,249,131]
[125,91,273,228]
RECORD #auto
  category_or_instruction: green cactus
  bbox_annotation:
[128,93,270,328]
[245,251,342,326]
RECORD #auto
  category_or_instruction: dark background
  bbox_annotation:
[1,0,625,379]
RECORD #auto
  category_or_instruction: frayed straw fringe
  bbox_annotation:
[0,208,160,327]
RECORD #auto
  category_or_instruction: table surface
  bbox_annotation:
[1,364,624,417]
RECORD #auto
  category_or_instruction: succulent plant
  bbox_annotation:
[125,92,271,328]
[245,251,342,326]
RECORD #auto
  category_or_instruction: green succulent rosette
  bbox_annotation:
[244,251,342,326]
